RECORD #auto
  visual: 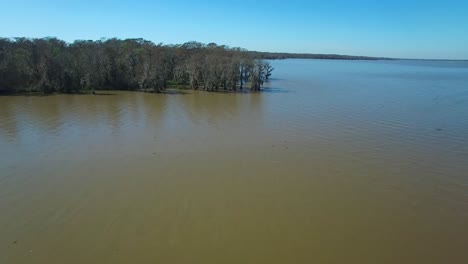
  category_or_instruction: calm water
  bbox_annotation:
[1,59,467,263]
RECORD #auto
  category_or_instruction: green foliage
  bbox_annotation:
[0,38,273,94]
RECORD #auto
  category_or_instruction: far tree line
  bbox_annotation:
[0,38,274,94]
[250,51,389,60]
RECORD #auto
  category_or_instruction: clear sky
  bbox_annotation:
[1,0,468,59]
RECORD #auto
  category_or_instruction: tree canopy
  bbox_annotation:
[0,38,274,94]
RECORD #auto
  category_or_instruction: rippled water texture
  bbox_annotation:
[1,59,467,263]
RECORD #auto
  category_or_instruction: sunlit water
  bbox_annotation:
[1,59,467,263]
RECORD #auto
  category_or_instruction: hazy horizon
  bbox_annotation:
[1,0,468,60]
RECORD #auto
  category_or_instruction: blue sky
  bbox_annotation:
[1,0,468,59]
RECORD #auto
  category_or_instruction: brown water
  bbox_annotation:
[1,59,467,263]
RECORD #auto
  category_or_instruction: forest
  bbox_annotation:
[0,38,274,94]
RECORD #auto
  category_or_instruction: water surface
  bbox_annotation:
[1,59,468,263]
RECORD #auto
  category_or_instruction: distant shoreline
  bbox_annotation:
[250,52,468,61]
[249,51,389,60]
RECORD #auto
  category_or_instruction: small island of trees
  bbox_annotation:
[0,38,274,94]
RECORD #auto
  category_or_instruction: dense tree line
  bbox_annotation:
[0,38,273,94]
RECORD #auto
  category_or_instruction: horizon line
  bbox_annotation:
[3,36,468,61]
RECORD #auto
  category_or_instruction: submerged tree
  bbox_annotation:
[0,38,273,94]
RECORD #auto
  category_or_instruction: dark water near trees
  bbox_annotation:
[1,59,467,263]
